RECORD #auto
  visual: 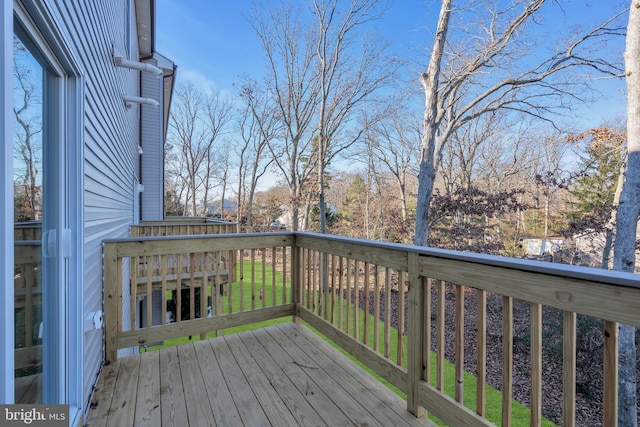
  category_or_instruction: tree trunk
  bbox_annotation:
[201,152,211,217]
[614,2,640,425]
[400,177,407,221]
[415,0,452,246]
[190,181,197,217]
[544,191,550,238]
[603,169,625,269]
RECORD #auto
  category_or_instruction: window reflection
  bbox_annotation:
[13,34,43,404]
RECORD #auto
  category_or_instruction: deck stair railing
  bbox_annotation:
[103,231,640,427]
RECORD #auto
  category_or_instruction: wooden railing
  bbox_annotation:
[103,231,640,427]
[130,218,238,283]
[103,233,296,362]
[130,218,237,237]
[14,222,43,370]
[14,221,42,241]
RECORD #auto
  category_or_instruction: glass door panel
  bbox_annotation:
[13,33,45,404]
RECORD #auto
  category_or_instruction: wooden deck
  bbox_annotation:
[15,373,40,403]
[84,322,433,427]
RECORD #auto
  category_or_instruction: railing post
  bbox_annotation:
[103,242,119,363]
[292,242,302,324]
[407,251,426,417]
[603,320,618,427]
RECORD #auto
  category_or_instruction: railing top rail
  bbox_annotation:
[104,232,295,257]
[14,240,42,247]
[137,217,236,225]
[14,221,42,228]
[297,232,640,290]
[105,231,639,290]
[104,231,293,244]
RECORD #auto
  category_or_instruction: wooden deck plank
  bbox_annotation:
[15,374,40,404]
[107,354,141,427]
[249,329,350,426]
[208,336,272,426]
[284,323,435,427]
[135,351,161,426]
[265,324,383,426]
[192,339,242,426]
[158,346,188,427]
[85,323,432,427]
[223,333,300,426]
[176,343,216,426]
[84,361,121,427]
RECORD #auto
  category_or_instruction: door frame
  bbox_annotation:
[0,0,14,405]
[3,1,83,424]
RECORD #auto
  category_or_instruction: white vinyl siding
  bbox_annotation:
[140,67,164,220]
[45,0,141,404]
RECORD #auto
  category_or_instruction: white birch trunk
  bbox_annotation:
[614,2,640,425]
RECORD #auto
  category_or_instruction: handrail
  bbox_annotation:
[103,234,296,362]
[14,221,42,241]
[295,232,640,289]
[102,231,640,427]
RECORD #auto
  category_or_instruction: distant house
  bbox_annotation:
[2,1,175,423]
[207,198,238,217]
[521,238,564,257]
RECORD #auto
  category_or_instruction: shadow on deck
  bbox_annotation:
[84,323,433,427]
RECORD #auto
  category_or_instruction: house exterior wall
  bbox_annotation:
[4,0,171,413]
[43,0,142,407]
[140,66,165,221]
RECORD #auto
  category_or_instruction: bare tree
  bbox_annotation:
[164,141,189,215]
[440,113,508,194]
[613,1,639,424]
[535,135,571,238]
[249,3,320,230]
[167,83,233,216]
[13,38,42,221]
[367,104,420,221]
[414,0,626,245]
[169,84,205,215]
[478,121,541,246]
[214,142,231,219]
[312,0,393,233]
[201,89,234,217]
[237,78,279,229]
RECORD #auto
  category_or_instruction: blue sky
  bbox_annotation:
[156,0,434,93]
[156,0,629,127]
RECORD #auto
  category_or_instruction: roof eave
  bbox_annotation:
[134,0,154,58]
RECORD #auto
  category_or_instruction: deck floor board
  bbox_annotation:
[177,342,217,425]
[283,323,430,426]
[208,334,272,426]
[192,339,241,426]
[158,346,188,427]
[85,323,434,427]
[224,333,300,426]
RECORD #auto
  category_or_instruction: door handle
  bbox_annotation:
[42,228,72,259]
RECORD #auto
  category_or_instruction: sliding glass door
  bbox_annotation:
[13,32,46,404]
[10,5,82,416]
[3,4,81,422]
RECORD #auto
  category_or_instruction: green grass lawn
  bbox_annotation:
[143,261,556,426]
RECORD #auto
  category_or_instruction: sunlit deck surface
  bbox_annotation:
[84,322,432,427]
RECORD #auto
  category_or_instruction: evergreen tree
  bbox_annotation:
[566,128,625,234]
